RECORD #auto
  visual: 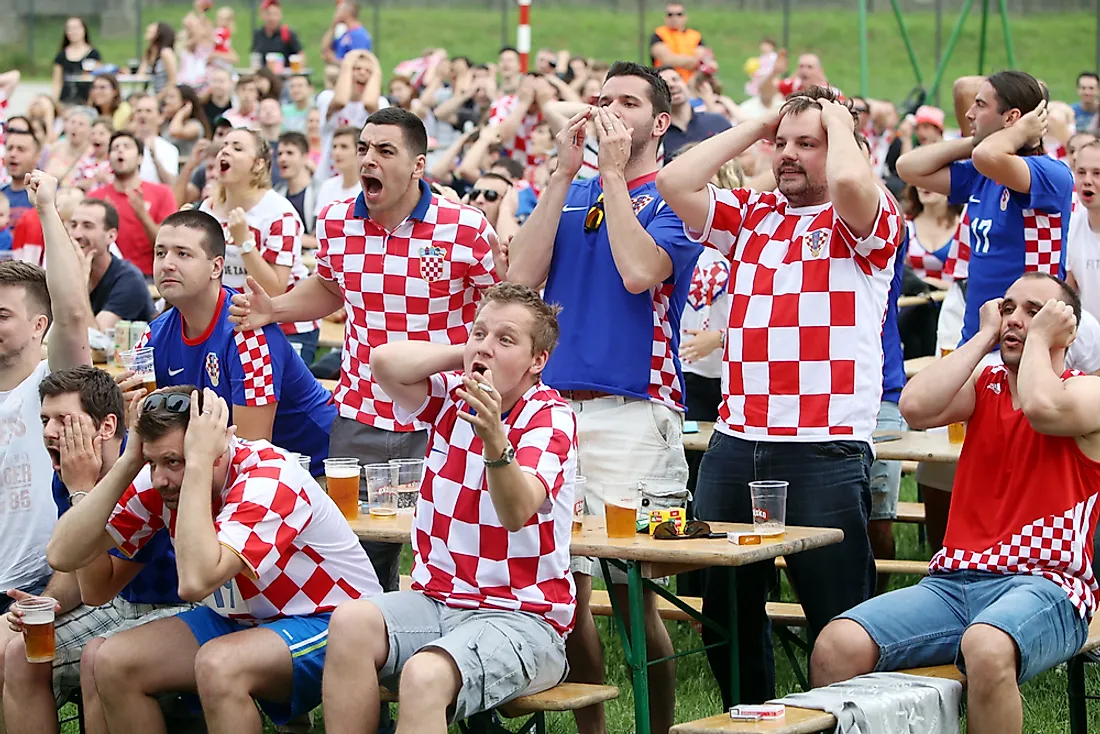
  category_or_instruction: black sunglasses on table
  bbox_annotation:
[653,520,725,540]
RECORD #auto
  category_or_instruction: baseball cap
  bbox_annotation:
[260,0,279,8]
[914,105,945,131]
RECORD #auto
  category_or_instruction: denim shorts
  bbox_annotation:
[870,400,905,521]
[840,570,1088,683]
[370,591,568,722]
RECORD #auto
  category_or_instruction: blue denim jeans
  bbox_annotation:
[694,431,874,705]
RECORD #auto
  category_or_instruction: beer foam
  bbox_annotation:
[325,467,361,479]
[21,609,54,625]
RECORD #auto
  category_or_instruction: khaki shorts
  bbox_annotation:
[370,591,568,723]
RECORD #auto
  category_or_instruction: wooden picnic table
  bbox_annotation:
[351,512,843,734]
[897,290,947,309]
[873,430,960,462]
[683,422,715,452]
[905,355,938,377]
[320,319,343,349]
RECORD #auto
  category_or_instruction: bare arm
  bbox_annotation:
[360,53,383,113]
[896,137,974,196]
[160,49,178,93]
[650,42,698,70]
[51,64,63,101]
[505,171,570,288]
[953,76,984,136]
[603,171,671,293]
[233,403,277,442]
[543,101,589,135]
[822,101,882,238]
[455,127,501,184]
[971,103,1045,194]
[494,84,536,151]
[328,53,359,119]
[75,554,143,606]
[370,341,464,416]
[229,274,343,331]
[433,86,475,127]
[428,131,473,182]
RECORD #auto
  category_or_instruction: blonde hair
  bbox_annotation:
[677,142,744,189]
[213,129,272,205]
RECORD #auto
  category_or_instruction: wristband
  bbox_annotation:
[69,491,89,506]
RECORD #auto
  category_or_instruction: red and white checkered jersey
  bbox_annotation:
[315,184,500,431]
[396,372,578,635]
[1047,138,1069,162]
[488,94,543,168]
[689,185,902,441]
[107,440,381,621]
[932,366,1100,618]
[905,219,952,281]
[941,206,971,280]
[200,191,318,335]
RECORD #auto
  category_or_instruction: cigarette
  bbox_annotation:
[478,383,494,393]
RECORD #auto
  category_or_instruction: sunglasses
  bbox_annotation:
[470,189,502,202]
[142,393,191,414]
[653,520,724,540]
[584,194,605,232]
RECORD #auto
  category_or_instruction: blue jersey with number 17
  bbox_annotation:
[948,155,1073,343]
[142,287,337,475]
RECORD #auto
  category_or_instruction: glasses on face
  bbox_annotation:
[470,189,502,203]
[584,194,605,232]
[142,393,191,414]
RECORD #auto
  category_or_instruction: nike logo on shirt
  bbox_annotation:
[562,206,588,212]
[168,367,185,376]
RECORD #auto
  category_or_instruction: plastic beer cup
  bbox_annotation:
[16,597,57,663]
[603,482,639,538]
[572,475,587,534]
[388,458,423,514]
[749,480,788,537]
[324,458,360,521]
[365,463,398,519]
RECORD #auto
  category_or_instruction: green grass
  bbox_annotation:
[55,475,1100,732]
[4,4,1098,104]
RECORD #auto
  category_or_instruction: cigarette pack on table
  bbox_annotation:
[648,507,685,535]
[730,704,784,720]
[727,531,763,545]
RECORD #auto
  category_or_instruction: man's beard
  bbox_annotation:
[0,336,31,370]
[775,165,828,206]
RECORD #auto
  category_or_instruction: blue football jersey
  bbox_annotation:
[948,156,1073,343]
[143,287,337,475]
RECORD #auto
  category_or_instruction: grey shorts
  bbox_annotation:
[370,591,568,722]
[870,400,906,521]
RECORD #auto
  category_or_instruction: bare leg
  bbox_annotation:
[922,485,951,554]
[609,583,676,734]
[0,624,19,734]
[393,650,461,734]
[2,635,57,734]
[78,639,109,734]
[94,617,200,734]
[867,519,896,595]
[564,573,606,734]
[195,627,296,734]
[321,600,389,734]
[810,619,880,687]
[960,624,1023,734]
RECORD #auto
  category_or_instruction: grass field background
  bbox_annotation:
[4,5,1098,104]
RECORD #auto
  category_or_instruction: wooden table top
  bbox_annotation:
[319,319,343,349]
[683,422,715,453]
[873,429,960,463]
[349,512,843,577]
[905,355,937,378]
[897,289,947,309]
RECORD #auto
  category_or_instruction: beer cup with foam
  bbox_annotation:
[15,597,57,663]
[324,458,361,521]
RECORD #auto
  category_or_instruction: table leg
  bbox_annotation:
[728,566,740,705]
[627,561,651,734]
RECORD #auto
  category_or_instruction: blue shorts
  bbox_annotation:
[177,605,332,725]
[840,570,1089,683]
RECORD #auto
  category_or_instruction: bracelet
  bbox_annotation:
[69,491,89,506]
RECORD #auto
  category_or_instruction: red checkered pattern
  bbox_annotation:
[1023,211,1063,274]
[650,283,683,409]
[488,95,543,167]
[234,328,276,406]
[942,207,971,280]
[691,185,901,439]
[315,193,500,431]
[199,192,317,335]
[396,373,578,635]
[107,439,381,621]
[905,219,948,280]
[1047,140,1069,162]
[688,259,730,313]
[931,366,1100,618]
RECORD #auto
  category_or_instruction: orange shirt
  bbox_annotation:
[650,25,704,81]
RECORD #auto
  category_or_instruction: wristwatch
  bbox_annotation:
[483,443,516,468]
[69,491,89,506]
[239,238,257,255]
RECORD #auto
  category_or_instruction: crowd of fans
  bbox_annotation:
[0,1,1098,733]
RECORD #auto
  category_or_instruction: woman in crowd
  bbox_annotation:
[163,84,211,158]
[27,96,63,144]
[43,106,94,186]
[387,75,426,117]
[177,14,212,90]
[73,116,115,192]
[198,129,320,362]
[139,22,179,98]
[306,108,322,169]
[254,67,283,101]
[52,17,101,106]
[88,73,132,131]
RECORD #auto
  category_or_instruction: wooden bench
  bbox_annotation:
[379,682,619,718]
[670,619,1100,734]
[896,502,926,524]
[588,589,806,628]
[774,556,928,578]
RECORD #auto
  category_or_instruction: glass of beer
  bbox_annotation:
[16,597,57,663]
[603,482,639,538]
[365,463,398,519]
[388,458,424,514]
[131,346,156,394]
[572,475,587,534]
[324,458,361,521]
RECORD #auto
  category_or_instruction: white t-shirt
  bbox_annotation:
[315,90,388,182]
[140,137,180,185]
[680,247,731,380]
[314,176,361,218]
[0,361,56,590]
[1066,208,1100,321]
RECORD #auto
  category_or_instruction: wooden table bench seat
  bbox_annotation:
[895,501,926,524]
[379,682,619,718]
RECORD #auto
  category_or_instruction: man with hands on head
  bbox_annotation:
[656,87,902,705]
[322,283,577,734]
[507,61,701,734]
[3,367,189,734]
[46,386,380,734]
[813,275,1100,734]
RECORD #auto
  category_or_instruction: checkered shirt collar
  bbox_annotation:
[352,179,433,223]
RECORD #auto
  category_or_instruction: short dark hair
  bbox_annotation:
[363,107,428,158]
[5,128,40,152]
[605,61,671,118]
[40,366,124,437]
[781,86,862,144]
[109,130,144,157]
[1079,72,1099,86]
[476,172,514,189]
[79,198,120,232]
[137,385,202,443]
[499,46,519,56]
[277,131,309,156]
[1019,272,1083,329]
[333,125,360,145]
[0,261,51,325]
[475,283,562,356]
[490,157,525,182]
[987,70,1047,116]
[160,210,226,259]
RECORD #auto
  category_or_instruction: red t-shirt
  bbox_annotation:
[11,208,44,267]
[932,365,1100,617]
[88,183,177,275]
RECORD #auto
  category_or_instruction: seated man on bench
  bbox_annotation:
[322,283,578,734]
[812,272,1100,734]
